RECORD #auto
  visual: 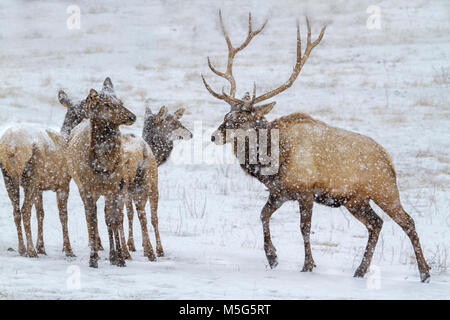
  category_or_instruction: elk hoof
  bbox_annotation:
[36,245,46,255]
[127,241,136,252]
[27,248,38,258]
[267,255,278,269]
[146,253,157,262]
[64,248,76,258]
[116,257,126,267]
[89,258,98,268]
[301,261,316,272]
[144,249,157,261]
[122,250,132,260]
[18,246,26,256]
[420,271,431,283]
[156,248,165,257]
[353,267,367,278]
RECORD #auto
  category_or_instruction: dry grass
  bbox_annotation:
[413,96,447,108]
[135,64,152,71]
[40,76,52,87]
[86,24,113,35]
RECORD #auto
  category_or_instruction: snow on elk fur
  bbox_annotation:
[0,90,86,258]
[202,12,431,282]
[124,105,192,254]
[117,133,160,261]
[49,77,136,268]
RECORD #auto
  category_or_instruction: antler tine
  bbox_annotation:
[253,17,326,104]
[207,56,230,80]
[201,74,226,100]
[203,11,267,104]
[252,82,256,100]
[235,13,268,52]
[219,10,233,52]
[222,89,247,104]
[303,17,327,61]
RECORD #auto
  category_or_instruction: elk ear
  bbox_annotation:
[155,106,168,124]
[85,88,99,117]
[174,108,185,119]
[145,106,153,118]
[103,77,114,93]
[252,102,276,119]
[58,90,71,108]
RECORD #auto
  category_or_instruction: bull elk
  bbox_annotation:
[0,90,87,258]
[50,78,136,268]
[202,12,430,282]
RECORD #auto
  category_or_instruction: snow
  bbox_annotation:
[0,0,449,299]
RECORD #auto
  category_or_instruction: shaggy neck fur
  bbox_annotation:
[60,101,86,139]
[89,119,122,176]
[142,116,174,167]
[236,117,280,187]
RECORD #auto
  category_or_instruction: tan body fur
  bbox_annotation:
[274,113,396,202]
[119,133,160,260]
[0,127,74,257]
[57,78,136,267]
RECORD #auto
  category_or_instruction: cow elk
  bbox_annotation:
[202,12,430,282]
[50,77,136,268]
[125,105,192,253]
[0,90,86,258]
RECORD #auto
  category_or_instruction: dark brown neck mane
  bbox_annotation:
[60,100,86,139]
[142,115,174,167]
[89,119,122,176]
[236,117,280,187]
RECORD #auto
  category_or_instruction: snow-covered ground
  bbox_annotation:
[0,0,449,299]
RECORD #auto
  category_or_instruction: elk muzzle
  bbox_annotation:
[211,129,225,145]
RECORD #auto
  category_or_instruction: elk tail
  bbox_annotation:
[380,146,396,179]
[0,129,33,180]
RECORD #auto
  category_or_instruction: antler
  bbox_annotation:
[252,17,326,104]
[201,10,267,105]
[202,14,326,108]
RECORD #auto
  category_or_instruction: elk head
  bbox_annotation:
[202,11,326,145]
[143,105,192,166]
[85,77,136,126]
[58,89,87,138]
[144,106,193,142]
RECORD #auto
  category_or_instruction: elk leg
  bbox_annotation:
[375,197,430,282]
[105,195,126,267]
[345,198,383,278]
[21,185,38,258]
[260,193,284,269]
[149,188,164,257]
[56,189,75,257]
[118,197,131,260]
[135,197,156,261]
[126,198,136,251]
[2,168,25,255]
[35,192,46,255]
[85,201,103,251]
[80,191,99,268]
[299,194,316,272]
[114,194,126,267]
[105,197,116,265]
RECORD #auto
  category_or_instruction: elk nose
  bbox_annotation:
[129,114,136,123]
[211,135,215,142]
